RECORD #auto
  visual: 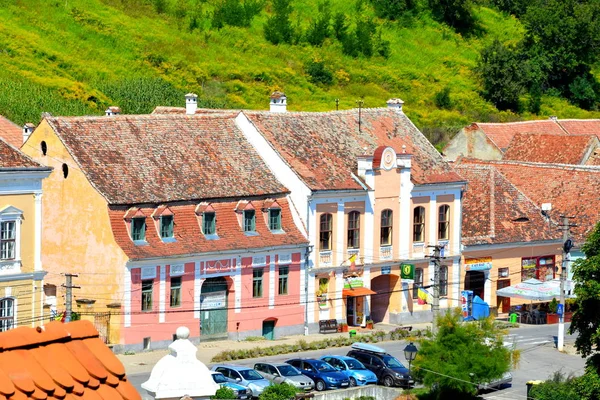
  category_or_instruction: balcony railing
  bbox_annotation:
[412,242,425,257]
[380,245,393,260]
[347,248,360,261]
[319,250,332,267]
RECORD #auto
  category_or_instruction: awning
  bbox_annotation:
[343,287,377,297]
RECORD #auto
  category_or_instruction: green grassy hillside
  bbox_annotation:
[0,0,599,146]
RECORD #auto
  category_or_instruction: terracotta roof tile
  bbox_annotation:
[0,137,47,170]
[474,120,567,150]
[152,106,239,115]
[109,197,307,259]
[0,321,140,400]
[454,164,561,246]
[503,133,598,164]
[45,114,288,204]
[0,115,22,148]
[244,108,462,190]
[557,119,600,136]
[457,158,600,244]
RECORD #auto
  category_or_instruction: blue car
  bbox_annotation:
[320,355,378,387]
[285,358,350,391]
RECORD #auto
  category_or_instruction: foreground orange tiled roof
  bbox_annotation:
[0,320,140,400]
[503,133,598,164]
[0,115,22,149]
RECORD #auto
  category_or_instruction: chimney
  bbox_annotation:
[22,123,35,144]
[549,116,558,121]
[185,93,198,115]
[386,98,404,112]
[104,106,121,116]
[270,91,287,113]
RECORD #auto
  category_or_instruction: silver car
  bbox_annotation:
[254,362,315,391]
[212,365,272,398]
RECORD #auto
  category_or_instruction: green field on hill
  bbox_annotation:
[0,0,598,147]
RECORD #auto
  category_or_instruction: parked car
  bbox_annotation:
[254,362,315,391]
[285,358,350,391]
[320,355,378,387]
[478,371,513,391]
[346,343,413,388]
[211,371,252,399]
[211,364,272,398]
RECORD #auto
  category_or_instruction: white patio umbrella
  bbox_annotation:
[496,278,575,301]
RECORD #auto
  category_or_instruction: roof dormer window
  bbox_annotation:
[151,205,175,243]
[160,215,174,239]
[203,212,216,235]
[269,208,282,231]
[131,217,146,242]
[244,210,256,233]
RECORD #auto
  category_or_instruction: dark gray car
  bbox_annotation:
[254,362,315,391]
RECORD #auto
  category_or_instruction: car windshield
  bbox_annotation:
[240,369,264,380]
[313,361,336,372]
[383,356,405,369]
[345,359,366,370]
[278,365,301,377]
[212,374,228,384]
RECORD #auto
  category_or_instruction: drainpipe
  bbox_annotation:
[304,195,313,336]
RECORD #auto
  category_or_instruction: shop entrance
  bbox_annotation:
[465,271,485,300]
[345,296,365,326]
[496,279,511,313]
[200,277,228,338]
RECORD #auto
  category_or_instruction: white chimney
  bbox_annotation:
[549,116,558,121]
[104,106,121,116]
[386,98,404,112]
[22,123,35,144]
[270,91,287,113]
[185,93,198,115]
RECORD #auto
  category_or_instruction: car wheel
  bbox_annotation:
[349,377,357,387]
[383,375,394,387]
[316,380,326,391]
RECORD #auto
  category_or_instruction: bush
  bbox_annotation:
[213,387,237,399]
[434,87,452,109]
[259,383,298,400]
[370,0,416,21]
[305,60,334,85]
[212,0,264,29]
[428,0,475,33]
[264,0,295,44]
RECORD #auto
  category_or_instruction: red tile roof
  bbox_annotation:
[244,109,463,190]
[152,107,239,115]
[503,133,598,164]
[473,120,567,150]
[0,137,47,169]
[46,114,289,204]
[109,197,307,259]
[0,115,22,148]
[456,158,600,244]
[557,119,600,136]
[453,164,560,246]
[0,320,140,400]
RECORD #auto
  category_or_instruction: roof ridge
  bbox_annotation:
[467,158,600,172]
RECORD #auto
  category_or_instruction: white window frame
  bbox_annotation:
[0,297,15,332]
[0,206,23,274]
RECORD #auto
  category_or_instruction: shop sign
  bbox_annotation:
[381,266,391,275]
[465,257,492,271]
[400,263,415,280]
[200,291,226,310]
[344,277,364,289]
[317,294,328,309]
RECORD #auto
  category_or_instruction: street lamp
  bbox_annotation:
[404,342,418,377]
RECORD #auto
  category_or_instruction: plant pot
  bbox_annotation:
[546,313,559,324]
[564,312,573,323]
[339,325,348,333]
[366,322,374,329]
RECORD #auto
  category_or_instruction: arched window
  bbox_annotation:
[347,211,360,249]
[380,209,393,246]
[0,298,14,332]
[319,214,332,250]
[438,205,450,240]
[413,207,425,242]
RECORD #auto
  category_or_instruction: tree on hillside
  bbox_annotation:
[264,0,295,44]
[428,0,475,33]
[476,39,525,112]
[412,309,516,398]
[305,1,332,46]
[569,222,600,371]
[490,0,529,17]
[370,0,416,21]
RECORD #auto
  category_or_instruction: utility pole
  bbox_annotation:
[63,273,80,323]
[356,99,364,133]
[428,245,444,335]
[335,98,340,111]
[558,216,574,352]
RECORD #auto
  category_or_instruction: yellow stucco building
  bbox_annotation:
[0,136,51,331]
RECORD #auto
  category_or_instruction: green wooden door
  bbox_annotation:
[262,320,275,340]
[201,278,228,337]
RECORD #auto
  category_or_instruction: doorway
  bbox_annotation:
[465,271,485,300]
[200,277,228,337]
[496,279,511,313]
[262,320,276,340]
[370,274,398,323]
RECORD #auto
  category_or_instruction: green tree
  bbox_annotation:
[213,0,264,29]
[569,222,600,370]
[412,309,516,398]
[476,39,525,111]
[258,383,298,400]
[305,60,333,85]
[490,0,528,17]
[370,0,416,21]
[332,11,349,41]
[428,0,475,33]
[264,0,295,44]
[305,1,332,46]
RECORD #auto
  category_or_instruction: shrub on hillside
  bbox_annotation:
[212,0,264,29]
[305,60,333,85]
[370,0,416,20]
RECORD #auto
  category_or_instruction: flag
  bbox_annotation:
[418,288,432,305]
[349,254,356,272]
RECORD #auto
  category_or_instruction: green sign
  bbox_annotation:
[400,263,415,280]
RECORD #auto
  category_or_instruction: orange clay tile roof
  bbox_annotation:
[45,114,289,204]
[0,320,140,400]
[244,108,463,190]
[456,158,600,244]
[557,119,600,136]
[0,137,48,170]
[453,164,561,246]
[503,133,598,164]
[109,197,307,259]
[472,120,568,150]
[0,116,22,149]
[152,107,240,115]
